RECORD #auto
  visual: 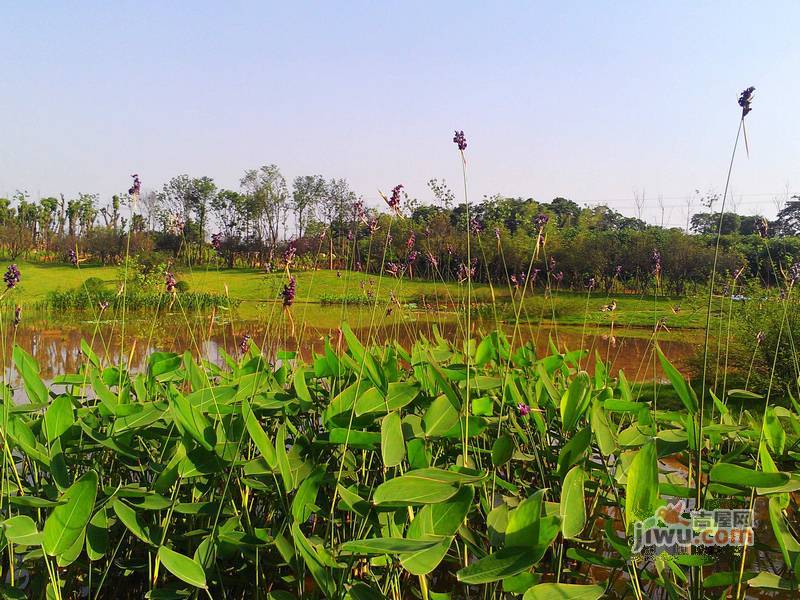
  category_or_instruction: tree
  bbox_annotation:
[547,197,582,228]
[774,198,800,236]
[240,165,288,253]
[318,178,356,268]
[292,175,326,239]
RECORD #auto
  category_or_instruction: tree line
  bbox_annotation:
[3,168,800,295]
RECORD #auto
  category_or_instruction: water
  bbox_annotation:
[0,309,698,392]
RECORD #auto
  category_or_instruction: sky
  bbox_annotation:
[1,1,799,228]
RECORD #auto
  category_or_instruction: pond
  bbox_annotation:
[1,305,700,393]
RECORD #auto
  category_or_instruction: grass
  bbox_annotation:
[7,260,722,330]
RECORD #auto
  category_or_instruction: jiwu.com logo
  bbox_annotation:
[631,500,754,554]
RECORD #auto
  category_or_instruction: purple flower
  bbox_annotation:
[615,265,623,277]
[549,256,557,272]
[386,262,401,277]
[457,258,477,283]
[368,218,379,234]
[469,217,483,236]
[281,276,296,307]
[211,232,223,257]
[386,184,403,212]
[652,249,662,278]
[407,250,419,265]
[128,173,141,197]
[426,252,439,269]
[355,261,362,271]
[13,306,21,327]
[494,227,501,241]
[406,232,416,251]
[453,130,467,151]
[739,86,755,118]
[534,214,549,229]
[517,403,531,416]
[239,334,251,355]
[554,271,564,283]
[4,264,20,289]
[510,274,519,289]
[756,331,766,344]
[587,277,596,290]
[284,241,297,264]
[165,271,177,293]
[68,248,78,266]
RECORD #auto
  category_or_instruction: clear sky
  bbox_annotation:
[1,1,798,227]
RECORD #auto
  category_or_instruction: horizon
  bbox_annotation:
[2,2,799,227]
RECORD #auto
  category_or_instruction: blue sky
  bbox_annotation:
[1,1,798,226]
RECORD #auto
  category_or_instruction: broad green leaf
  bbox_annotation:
[113,499,156,545]
[293,367,311,403]
[590,400,617,456]
[656,345,697,413]
[491,434,514,467]
[424,394,460,437]
[241,398,277,468]
[763,408,786,455]
[557,427,591,477]
[291,467,324,523]
[381,411,405,467]
[341,538,442,554]
[158,545,207,589]
[86,507,109,561]
[625,441,659,533]
[291,523,337,599]
[276,423,294,493]
[372,468,480,506]
[44,395,74,442]
[355,382,419,416]
[43,470,98,557]
[13,345,48,404]
[2,515,41,545]
[523,583,604,600]
[456,547,538,584]
[709,463,789,488]
[560,466,587,539]
[561,371,591,431]
[169,389,215,451]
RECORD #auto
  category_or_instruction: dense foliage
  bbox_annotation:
[0,326,797,598]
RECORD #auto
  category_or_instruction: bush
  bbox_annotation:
[175,280,190,292]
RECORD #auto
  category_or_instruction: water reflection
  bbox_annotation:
[1,312,698,392]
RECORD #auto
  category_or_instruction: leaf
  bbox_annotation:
[355,382,419,416]
[169,389,215,451]
[112,499,156,545]
[276,423,294,493]
[43,470,98,557]
[13,345,48,404]
[291,467,324,523]
[456,547,538,584]
[293,367,311,403]
[86,507,109,561]
[561,371,591,431]
[763,408,786,455]
[560,466,587,539]
[241,398,277,469]
[491,434,515,467]
[557,427,591,477]
[401,486,473,575]
[44,395,74,442]
[291,523,337,599]
[158,545,207,589]
[709,463,789,488]
[372,468,481,506]
[341,538,442,554]
[2,515,41,545]
[381,411,405,467]
[523,583,605,600]
[505,489,559,551]
[625,441,659,533]
[589,400,617,456]
[656,345,697,413]
[424,394,460,437]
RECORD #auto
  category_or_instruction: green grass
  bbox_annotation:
[7,261,726,330]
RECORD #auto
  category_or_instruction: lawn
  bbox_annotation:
[5,260,731,330]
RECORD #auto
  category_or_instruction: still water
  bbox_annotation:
[0,308,698,390]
